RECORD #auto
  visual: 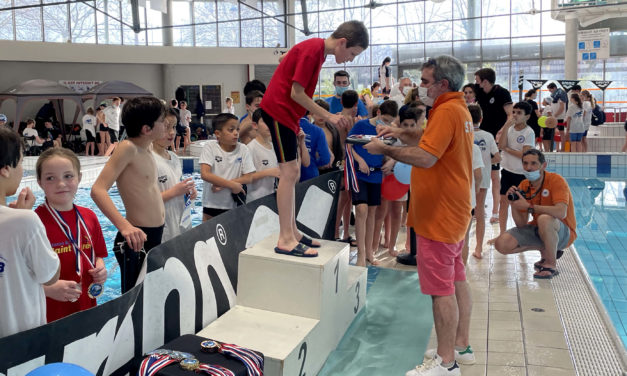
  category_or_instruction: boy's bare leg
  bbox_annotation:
[474,188,487,258]
[388,201,403,256]
[371,199,389,255]
[354,203,368,266]
[365,205,379,265]
[490,169,500,221]
[335,190,349,239]
[277,160,317,255]
[462,217,472,265]
[498,195,509,235]
[343,194,352,239]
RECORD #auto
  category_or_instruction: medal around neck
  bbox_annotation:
[87,283,103,299]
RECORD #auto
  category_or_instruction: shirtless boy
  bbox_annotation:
[91,97,166,293]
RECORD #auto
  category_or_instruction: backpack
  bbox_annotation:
[591,104,605,125]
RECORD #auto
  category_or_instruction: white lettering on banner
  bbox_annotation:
[101,305,136,375]
[3,356,45,376]
[63,316,118,374]
[142,258,196,354]
[245,206,280,248]
[194,238,236,327]
[296,186,333,236]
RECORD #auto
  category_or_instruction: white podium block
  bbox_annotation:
[196,305,320,376]
[236,235,350,320]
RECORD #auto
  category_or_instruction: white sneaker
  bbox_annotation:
[424,345,476,365]
[405,354,461,376]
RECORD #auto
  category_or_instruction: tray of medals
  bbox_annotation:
[345,134,396,145]
[138,334,264,376]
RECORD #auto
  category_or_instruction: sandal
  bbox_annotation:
[299,235,321,248]
[274,243,318,257]
[534,266,559,279]
[534,250,564,270]
[343,236,358,248]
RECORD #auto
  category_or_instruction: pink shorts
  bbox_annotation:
[416,235,466,296]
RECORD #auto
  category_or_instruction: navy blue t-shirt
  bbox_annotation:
[326,96,369,117]
[299,118,331,182]
[347,119,383,183]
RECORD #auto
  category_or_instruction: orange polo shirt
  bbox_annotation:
[518,171,577,247]
[407,91,474,244]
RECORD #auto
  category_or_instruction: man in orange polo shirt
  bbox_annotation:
[494,149,576,279]
[366,55,474,376]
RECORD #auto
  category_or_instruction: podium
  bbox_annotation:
[197,235,367,376]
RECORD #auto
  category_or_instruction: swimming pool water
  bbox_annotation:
[27,173,205,304]
[568,178,627,348]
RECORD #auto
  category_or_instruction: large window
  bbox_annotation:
[0,0,287,47]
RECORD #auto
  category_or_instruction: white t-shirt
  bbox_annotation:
[154,150,191,242]
[566,104,585,134]
[501,125,535,174]
[180,109,192,128]
[225,105,235,115]
[247,138,278,202]
[582,101,592,131]
[23,128,42,146]
[82,114,97,137]
[474,128,498,190]
[104,106,121,131]
[471,144,484,209]
[199,140,256,209]
[0,206,59,338]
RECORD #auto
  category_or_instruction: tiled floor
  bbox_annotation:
[368,210,578,375]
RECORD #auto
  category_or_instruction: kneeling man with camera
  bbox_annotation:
[494,149,577,279]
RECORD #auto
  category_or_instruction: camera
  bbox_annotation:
[507,189,520,201]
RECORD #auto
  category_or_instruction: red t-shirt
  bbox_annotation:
[260,38,326,134]
[35,205,108,323]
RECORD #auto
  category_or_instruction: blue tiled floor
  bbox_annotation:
[569,178,627,348]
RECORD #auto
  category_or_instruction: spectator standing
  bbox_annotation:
[103,97,122,147]
[547,82,568,151]
[179,101,192,153]
[82,108,97,156]
[326,70,369,118]
[298,116,331,182]
[378,57,392,94]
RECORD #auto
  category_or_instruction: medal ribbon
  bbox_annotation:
[44,201,95,277]
[344,144,360,193]
[219,342,263,376]
[137,355,176,376]
[197,364,236,376]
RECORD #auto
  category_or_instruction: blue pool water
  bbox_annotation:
[568,178,627,348]
[26,173,205,304]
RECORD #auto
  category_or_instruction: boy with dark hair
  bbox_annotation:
[347,99,398,266]
[247,109,280,202]
[243,79,267,96]
[326,70,369,117]
[240,90,265,144]
[199,113,255,221]
[0,128,60,338]
[260,20,368,257]
[492,101,535,242]
[91,97,167,293]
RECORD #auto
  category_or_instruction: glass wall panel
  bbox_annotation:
[454,40,481,61]
[482,38,510,60]
[541,59,565,81]
[240,0,261,19]
[453,18,480,40]
[425,0,452,22]
[43,0,69,42]
[511,0,535,13]
[319,67,338,96]
[146,6,163,45]
[263,18,282,47]
[511,60,541,94]
[482,0,509,17]
[511,14,540,37]
[398,1,424,24]
[610,31,627,56]
[217,0,239,21]
[604,57,627,106]
[372,26,397,44]
[218,21,239,46]
[398,43,424,65]
[425,21,452,42]
[318,10,344,32]
[172,1,193,46]
[371,3,396,27]
[319,0,342,11]
[371,44,396,68]
[483,61,510,87]
[241,19,262,47]
[398,24,423,43]
[122,1,147,45]
[96,0,121,44]
[511,37,540,59]
[541,0,564,35]
[482,15,510,39]
[463,61,483,85]
[70,1,96,44]
[15,0,42,41]
[425,41,452,58]
[0,0,13,40]
[453,0,480,19]
[345,2,369,27]
[542,35,565,58]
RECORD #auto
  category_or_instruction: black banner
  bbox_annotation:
[527,79,548,90]
[591,80,612,91]
[557,80,580,91]
[0,172,342,375]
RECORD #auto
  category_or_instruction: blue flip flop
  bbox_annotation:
[274,243,318,257]
[299,235,321,248]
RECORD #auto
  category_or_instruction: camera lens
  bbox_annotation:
[507,192,518,201]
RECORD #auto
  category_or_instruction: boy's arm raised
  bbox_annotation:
[291,82,350,130]
[90,142,147,251]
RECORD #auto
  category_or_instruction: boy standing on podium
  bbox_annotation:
[260,21,369,257]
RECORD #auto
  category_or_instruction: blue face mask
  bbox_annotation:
[523,169,541,181]
[335,86,350,96]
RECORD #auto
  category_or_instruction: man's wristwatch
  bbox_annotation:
[527,203,535,215]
